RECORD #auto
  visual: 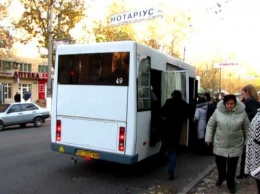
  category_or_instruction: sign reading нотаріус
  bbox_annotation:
[110,6,163,26]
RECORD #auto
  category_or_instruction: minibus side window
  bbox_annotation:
[137,56,151,111]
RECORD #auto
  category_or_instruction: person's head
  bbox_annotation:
[171,90,182,101]
[223,94,237,111]
[205,92,211,102]
[241,84,259,102]
[197,96,206,104]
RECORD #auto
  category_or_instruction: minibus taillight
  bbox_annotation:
[118,127,125,151]
[56,120,61,141]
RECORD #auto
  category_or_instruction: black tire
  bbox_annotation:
[34,117,43,127]
[0,120,4,131]
[20,123,26,128]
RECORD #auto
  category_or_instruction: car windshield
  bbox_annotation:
[0,104,10,112]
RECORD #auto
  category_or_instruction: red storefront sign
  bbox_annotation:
[14,71,48,100]
[14,71,48,79]
[38,80,46,100]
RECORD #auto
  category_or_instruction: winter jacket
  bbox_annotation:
[193,102,208,139]
[161,98,189,148]
[245,109,260,179]
[205,99,250,157]
[244,97,260,121]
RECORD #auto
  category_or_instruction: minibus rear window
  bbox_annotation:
[58,52,129,86]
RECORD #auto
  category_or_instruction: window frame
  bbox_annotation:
[137,55,151,111]
[19,63,32,72]
[0,60,12,70]
[3,83,12,100]
[38,65,48,73]
[57,52,130,86]
[21,103,38,111]
[8,104,22,113]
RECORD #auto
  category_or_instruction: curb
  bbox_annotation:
[177,163,216,194]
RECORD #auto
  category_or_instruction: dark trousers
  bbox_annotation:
[215,155,239,188]
[256,179,260,194]
[168,147,177,174]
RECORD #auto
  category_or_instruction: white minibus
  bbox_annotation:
[51,41,197,165]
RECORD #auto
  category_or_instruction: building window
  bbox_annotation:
[19,84,31,98]
[2,83,12,99]
[0,60,12,70]
[38,65,48,73]
[19,63,32,72]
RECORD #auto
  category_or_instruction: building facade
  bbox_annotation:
[0,57,49,103]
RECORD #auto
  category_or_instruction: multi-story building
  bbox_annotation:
[0,57,50,103]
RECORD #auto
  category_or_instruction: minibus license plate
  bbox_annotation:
[76,150,99,159]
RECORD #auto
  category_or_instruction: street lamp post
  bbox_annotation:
[47,0,54,111]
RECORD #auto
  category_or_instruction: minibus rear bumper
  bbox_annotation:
[51,143,138,165]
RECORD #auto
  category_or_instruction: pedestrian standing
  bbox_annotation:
[161,90,189,180]
[245,109,260,194]
[237,84,260,179]
[241,84,260,121]
[205,94,250,193]
[204,92,217,123]
[27,90,31,102]
[14,92,21,102]
[23,90,31,102]
[193,97,208,154]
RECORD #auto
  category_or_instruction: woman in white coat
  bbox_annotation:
[193,98,208,154]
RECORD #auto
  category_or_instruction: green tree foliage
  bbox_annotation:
[0,30,13,49]
[138,11,192,59]
[93,1,136,42]
[0,1,9,19]
[197,63,220,94]
[197,62,260,94]
[0,0,13,57]
[90,0,193,60]
[13,0,85,49]
[94,23,136,42]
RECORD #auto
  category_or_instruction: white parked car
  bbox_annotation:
[0,102,50,130]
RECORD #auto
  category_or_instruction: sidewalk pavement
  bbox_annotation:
[137,149,258,194]
[135,149,216,194]
[189,168,258,194]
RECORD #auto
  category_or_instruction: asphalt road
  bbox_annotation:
[0,121,165,194]
[0,121,215,194]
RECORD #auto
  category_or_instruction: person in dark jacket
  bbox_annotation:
[161,90,189,180]
[237,84,260,179]
[241,84,260,121]
[23,90,31,102]
[14,92,21,102]
[205,92,217,123]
